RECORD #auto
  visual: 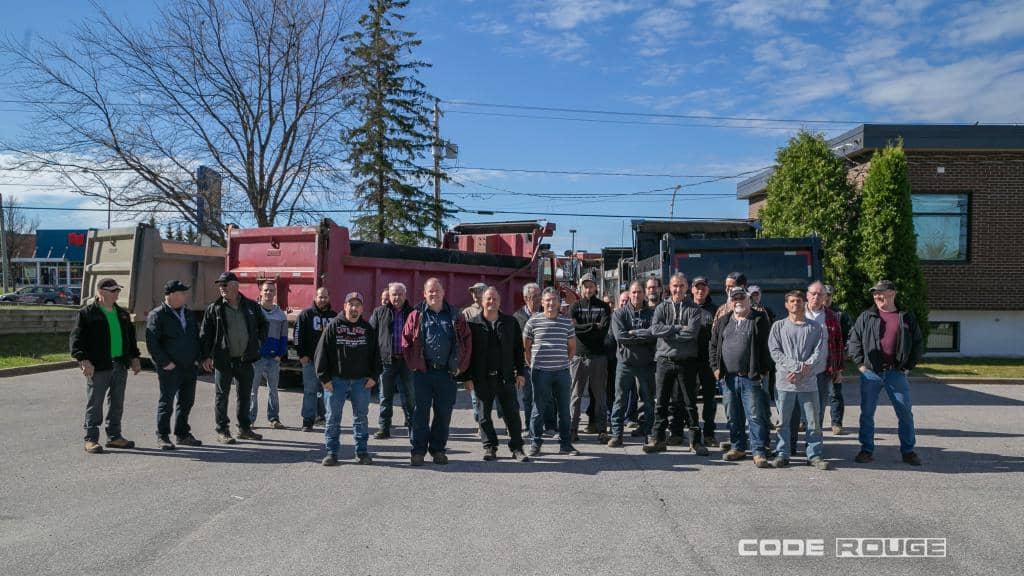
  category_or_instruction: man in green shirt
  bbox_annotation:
[70,278,142,454]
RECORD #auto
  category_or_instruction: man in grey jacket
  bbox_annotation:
[768,290,831,470]
[608,280,656,447]
[645,272,707,456]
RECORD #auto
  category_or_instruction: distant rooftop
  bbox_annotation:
[736,123,1024,199]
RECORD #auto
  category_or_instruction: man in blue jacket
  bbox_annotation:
[146,280,203,450]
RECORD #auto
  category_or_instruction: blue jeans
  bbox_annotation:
[301,362,324,422]
[610,363,654,438]
[379,359,415,431]
[249,357,281,423]
[795,372,832,444]
[324,377,371,456]
[518,368,534,432]
[859,369,916,454]
[775,389,822,460]
[530,368,572,449]
[411,369,458,456]
[723,374,769,456]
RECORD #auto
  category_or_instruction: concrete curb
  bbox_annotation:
[907,376,1023,385]
[0,361,77,378]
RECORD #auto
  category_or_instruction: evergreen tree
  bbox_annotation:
[853,143,928,334]
[344,0,452,245]
[174,224,185,242]
[164,222,174,239]
[148,215,157,229]
[186,226,198,244]
[759,130,862,309]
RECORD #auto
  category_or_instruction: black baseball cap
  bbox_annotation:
[870,279,896,293]
[726,271,747,285]
[98,278,123,291]
[691,276,709,287]
[164,280,191,294]
[729,286,749,299]
[215,272,239,284]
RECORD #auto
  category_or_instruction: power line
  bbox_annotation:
[448,165,762,178]
[445,109,847,132]
[443,99,866,126]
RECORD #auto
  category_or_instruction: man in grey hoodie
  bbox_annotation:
[608,280,657,447]
[768,290,831,470]
[645,273,707,456]
[250,280,289,429]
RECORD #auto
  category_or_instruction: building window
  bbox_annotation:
[912,194,968,261]
[927,321,959,353]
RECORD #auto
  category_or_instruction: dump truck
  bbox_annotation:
[223,219,568,378]
[81,223,226,357]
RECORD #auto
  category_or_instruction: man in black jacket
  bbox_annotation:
[70,278,142,454]
[459,287,530,462]
[200,272,269,444]
[568,273,612,443]
[848,280,924,466]
[710,287,772,468]
[314,292,381,466]
[294,287,336,432]
[690,276,720,446]
[367,281,415,439]
[146,280,203,450]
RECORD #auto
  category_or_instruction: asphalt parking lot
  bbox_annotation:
[1,368,1022,576]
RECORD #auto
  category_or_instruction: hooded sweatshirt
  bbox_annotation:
[258,304,289,358]
[294,302,338,359]
[649,298,703,361]
[611,302,656,367]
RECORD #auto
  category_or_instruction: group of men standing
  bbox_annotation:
[71,268,923,470]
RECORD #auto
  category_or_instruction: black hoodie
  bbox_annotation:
[294,302,338,359]
[314,316,382,382]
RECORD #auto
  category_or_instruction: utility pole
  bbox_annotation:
[432,98,443,247]
[0,194,9,293]
[669,184,680,220]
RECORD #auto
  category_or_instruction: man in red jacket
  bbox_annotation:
[401,278,472,466]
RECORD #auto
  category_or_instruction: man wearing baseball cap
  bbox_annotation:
[70,278,143,453]
[315,292,381,466]
[145,280,203,450]
[567,272,612,443]
[200,271,269,444]
[848,280,924,466]
[462,282,488,320]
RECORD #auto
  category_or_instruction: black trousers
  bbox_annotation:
[214,359,254,432]
[696,357,717,438]
[476,374,524,452]
[652,357,701,442]
[156,364,198,438]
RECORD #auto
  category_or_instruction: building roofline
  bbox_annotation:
[736,123,1024,199]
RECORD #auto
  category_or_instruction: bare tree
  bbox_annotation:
[3,194,41,268]
[1,0,356,245]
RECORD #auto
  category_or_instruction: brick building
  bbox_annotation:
[737,124,1024,357]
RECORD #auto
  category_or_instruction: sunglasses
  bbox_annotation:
[101,287,122,293]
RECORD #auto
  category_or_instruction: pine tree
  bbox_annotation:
[186,226,198,245]
[174,224,185,242]
[344,0,452,246]
[853,142,928,334]
[759,130,863,309]
[148,215,157,229]
[164,222,173,239]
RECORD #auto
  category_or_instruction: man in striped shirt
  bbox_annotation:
[523,287,579,457]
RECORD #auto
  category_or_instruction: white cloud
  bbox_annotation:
[519,30,590,63]
[639,62,689,87]
[466,14,512,36]
[752,36,824,71]
[716,0,831,31]
[530,0,635,30]
[947,0,1024,46]
[631,7,692,57]
[856,51,1024,121]
[853,0,932,28]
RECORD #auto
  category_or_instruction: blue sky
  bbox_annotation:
[2,0,1024,253]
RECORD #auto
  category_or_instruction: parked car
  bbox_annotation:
[4,285,70,305]
[62,286,82,305]
[0,286,36,302]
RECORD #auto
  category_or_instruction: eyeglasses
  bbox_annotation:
[101,287,122,293]
[807,291,823,296]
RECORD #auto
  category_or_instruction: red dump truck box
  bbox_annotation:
[225,220,557,319]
